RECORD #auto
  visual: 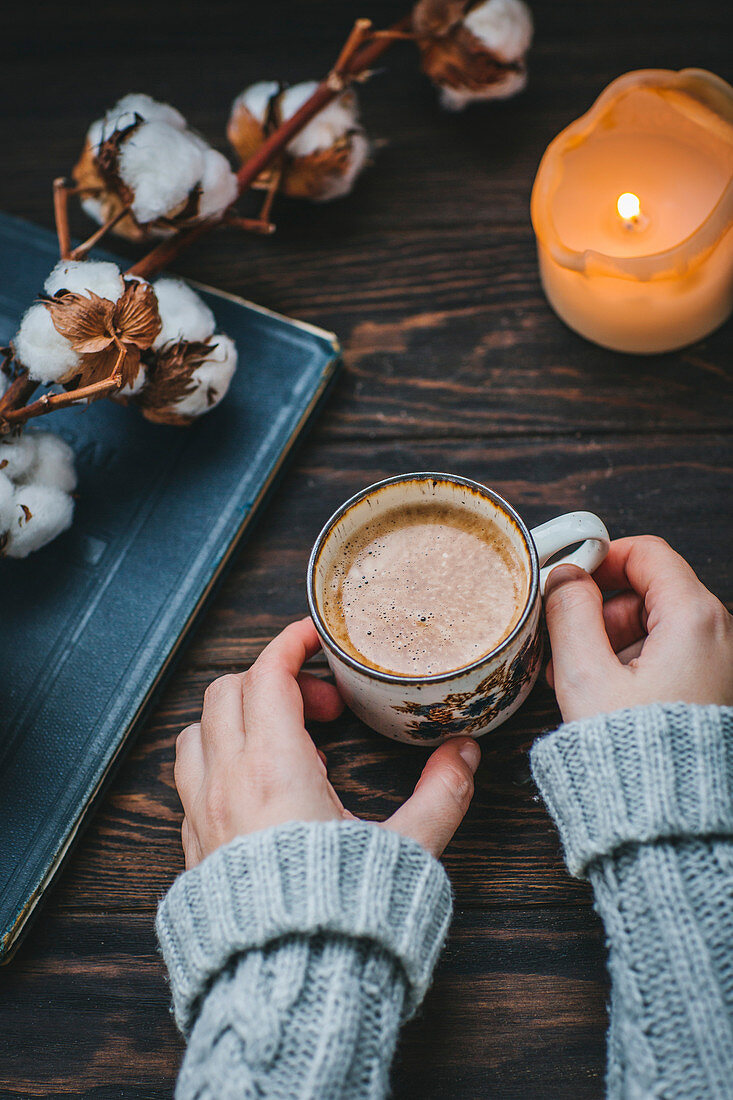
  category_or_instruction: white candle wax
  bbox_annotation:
[531,69,733,354]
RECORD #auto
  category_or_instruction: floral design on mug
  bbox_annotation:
[391,628,543,742]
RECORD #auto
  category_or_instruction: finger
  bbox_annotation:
[602,590,647,653]
[243,618,324,750]
[181,817,203,871]
[617,638,645,666]
[298,671,345,723]
[544,565,619,689]
[200,674,246,764]
[174,723,205,811]
[384,738,480,857]
[545,657,555,690]
[592,536,702,604]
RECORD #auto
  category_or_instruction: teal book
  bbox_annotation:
[0,213,340,960]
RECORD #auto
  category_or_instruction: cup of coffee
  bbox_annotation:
[307,473,609,746]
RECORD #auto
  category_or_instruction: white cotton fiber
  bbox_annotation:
[4,483,74,559]
[0,433,39,481]
[45,259,125,303]
[316,131,370,201]
[282,83,361,158]
[0,371,8,399]
[173,334,238,418]
[197,148,239,220]
[152,278,216,349]
[119,121,204,223]
[20,432,78,493]
[14,303,80,384]
[439,70,528,109]
[87,93,187,152]
[463,0,533,63]
[0,471,14,533]
[233,81,281,125]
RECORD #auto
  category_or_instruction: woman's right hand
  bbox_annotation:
[543,535,733,724]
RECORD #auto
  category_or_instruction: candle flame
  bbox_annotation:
[617,192,641,221]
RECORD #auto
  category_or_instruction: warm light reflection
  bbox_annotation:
[617,192,641,222]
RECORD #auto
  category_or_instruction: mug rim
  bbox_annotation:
[306,472,540,685]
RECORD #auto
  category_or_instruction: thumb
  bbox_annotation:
[544,564,616,689]
[384,738,480,857]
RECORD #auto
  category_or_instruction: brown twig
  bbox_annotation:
[1,373,123,430]
[127,14,412,280]
[258,165,283,226]
[53,178,73,260]
[0,370,39,423]
[223,213,276,235]
[70,203,132,260]
[332,18,373,79]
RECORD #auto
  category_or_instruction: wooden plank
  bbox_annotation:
[0,907,607,1099]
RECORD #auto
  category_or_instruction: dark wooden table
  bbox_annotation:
[1,2,731,1096]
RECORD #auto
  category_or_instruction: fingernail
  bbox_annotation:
[457,739,481,772]
[544,563,586,594]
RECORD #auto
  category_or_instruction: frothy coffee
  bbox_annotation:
[321,501,527,676]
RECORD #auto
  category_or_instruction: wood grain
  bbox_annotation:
[0,908,607,1099]
[1,0,731,1096]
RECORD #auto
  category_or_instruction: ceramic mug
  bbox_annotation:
[307,473,610,746]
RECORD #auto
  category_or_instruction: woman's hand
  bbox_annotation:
[544,535,733,723]
[174,618,480,870]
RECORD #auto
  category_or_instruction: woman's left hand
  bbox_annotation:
[174,617,480,869]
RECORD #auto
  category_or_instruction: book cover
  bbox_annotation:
[0,212,340,960]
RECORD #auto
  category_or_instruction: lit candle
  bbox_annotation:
[531,69,733,354]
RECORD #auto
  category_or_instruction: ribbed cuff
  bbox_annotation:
[156,820,452,1034]
[530,704,733,879]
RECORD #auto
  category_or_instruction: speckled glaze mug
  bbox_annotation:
[307,474,610,746]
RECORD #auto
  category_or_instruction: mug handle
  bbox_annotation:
[530,512,610,595]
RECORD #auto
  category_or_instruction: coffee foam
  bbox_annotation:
[321,500,527,676]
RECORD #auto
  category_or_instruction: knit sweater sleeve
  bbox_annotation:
[530,703,733,1099]
[156,819,452,1100]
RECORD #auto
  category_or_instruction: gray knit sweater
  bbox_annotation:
[157,704,733,1099]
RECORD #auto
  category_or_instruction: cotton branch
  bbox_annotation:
[127,15,412,280]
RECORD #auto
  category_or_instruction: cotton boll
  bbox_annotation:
[14,302,80,383]
[173,334,238,419]
[414,0,532,109]
[197,148,239,220]
[20,432,77,493]
[4,483,74,559]
[463,0,533,63]
[282,83,360,158]
[0,472,14,535]
[152,278,216,349]
[118,121,204,223]
[45,259,125,303]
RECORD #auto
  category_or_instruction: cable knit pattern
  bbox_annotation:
[531,704,733,1099]
[157,820,451,1098]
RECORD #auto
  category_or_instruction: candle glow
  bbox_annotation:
[530,68,733,354]
[617,192,641,222]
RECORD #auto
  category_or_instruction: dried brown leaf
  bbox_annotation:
[114,280,161,350]
[46,291,116,354]
[44,280,160,392]
[135,339,213,425]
